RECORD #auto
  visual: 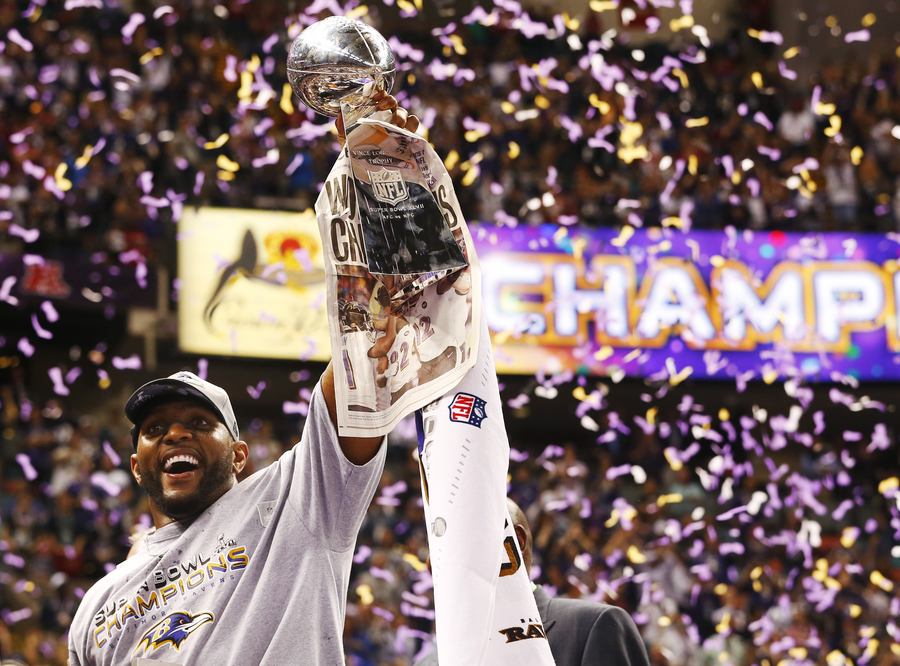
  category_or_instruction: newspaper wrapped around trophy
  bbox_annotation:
[300,15,554,664]
[315,113,479,438]
[315,115,556,666]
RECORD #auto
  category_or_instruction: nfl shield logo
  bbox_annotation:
[448,393,487,427]
[369,169,408,205]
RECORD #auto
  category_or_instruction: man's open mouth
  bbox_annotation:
[163,453,201,479]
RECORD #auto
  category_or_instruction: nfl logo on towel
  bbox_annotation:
[448,393,487,427]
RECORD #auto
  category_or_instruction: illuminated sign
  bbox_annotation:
[178,209,900,380]
[177,207,330,361]
[479,226,900,380]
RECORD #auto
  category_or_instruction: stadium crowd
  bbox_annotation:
[1,0,900,271]
[1,0,900,664]
[1,375,899,665]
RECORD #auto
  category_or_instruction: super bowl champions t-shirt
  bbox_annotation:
[68,382,386,666]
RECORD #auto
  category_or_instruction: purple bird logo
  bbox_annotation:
[133,610,214,656]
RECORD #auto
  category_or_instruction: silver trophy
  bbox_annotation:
[287,16,396,128]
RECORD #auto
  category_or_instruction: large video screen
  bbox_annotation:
[179,208,900,380]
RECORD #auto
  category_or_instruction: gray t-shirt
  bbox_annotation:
[68,382,386,666]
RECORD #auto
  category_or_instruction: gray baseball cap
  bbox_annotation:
[126,371,240,447]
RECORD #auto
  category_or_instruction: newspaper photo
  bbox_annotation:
[316,118,481,437]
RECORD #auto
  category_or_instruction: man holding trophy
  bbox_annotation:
[67,16,554,666]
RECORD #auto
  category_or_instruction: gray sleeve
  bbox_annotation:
[287,380,386,551]
[583,606,650,666]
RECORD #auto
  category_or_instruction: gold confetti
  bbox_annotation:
[788,648,808,660]
[449,34,467,56]
[461,164,479,186]
[75,145,94,169]
[850,146,863,165]
[346,4,368,18]
[589,0,618,11]
[658,617,672,627]
[826,651,847,665]
[216,155,240,172]
[685,117,708,128]
[824,115,841,137]
[840,527,858,548]
[589,94,611,114]
[715,612,731,633]
[205,134,230,150]
[664,448,683,471]
[217,170,235,181]
[238,70,253,100]
[849,604,861,618]
[246,54,261,74]
[54,163,72,191]
[402,553,426,571]
[713,583,728,595]
[670,15,694,32]
[623,348,641,362]
[672,68,689,88]
[356,584,374,605]
[562,13,580,30]
[626,545,646,563]
[750,566,763,579]
[783,46,800,59]
[662,216,683,228]
[501,101,515,114]
[667,359,693,385]
[140,47,164,65]
[710,255,725,267]
[646,407,657,424]
[507,142,520,159]
[871,570,894,591]
[731,171,742,185]
[594,345,614,361]
[814,102,836,115]
[878,477,898,494]
[751,71,763,89]
[688,154,698,175]
[611,225,634,247]
[464,130,484,142]
[656,493,682,506]
[280,83,294,114]
[825,15,837,27]
[535,94,550,109]
[862,13,876,26]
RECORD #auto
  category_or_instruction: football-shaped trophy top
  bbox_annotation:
[287,16,396,126]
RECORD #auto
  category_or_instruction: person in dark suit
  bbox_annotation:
[414,499,651,666]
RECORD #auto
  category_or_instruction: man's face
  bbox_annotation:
[131,399,247,524]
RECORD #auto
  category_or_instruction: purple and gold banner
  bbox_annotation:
[476,224,900,381]
[177,208,900,381]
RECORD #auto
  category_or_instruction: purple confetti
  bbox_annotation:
[15,453,38,480]
[122,13,146,43]
[40,300,59,322]
[48,367,69,395]
[8,28,33,52]
[9,223,40,243]
[31,314,52,340]
[112,355,142,370]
